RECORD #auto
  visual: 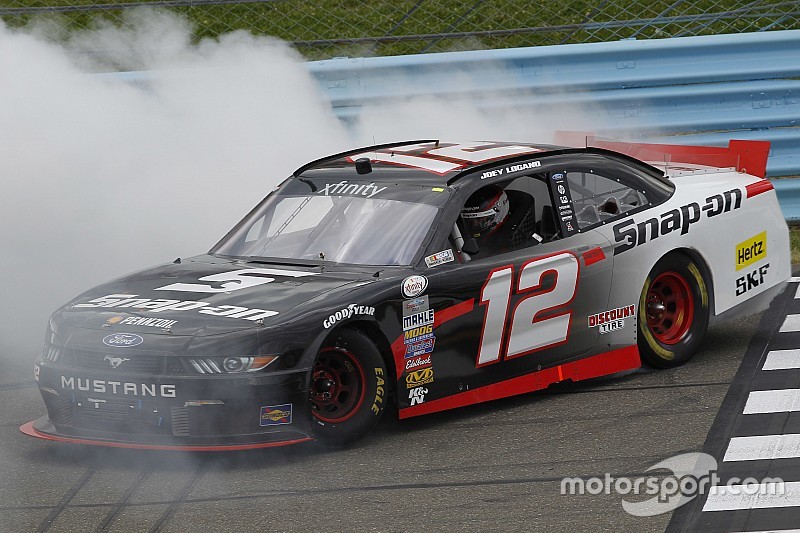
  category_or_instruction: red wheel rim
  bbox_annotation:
[645,271,694,345]
[310,347,366,423]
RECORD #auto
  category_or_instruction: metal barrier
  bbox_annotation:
[310,30,800,181]
[103,30,800,219]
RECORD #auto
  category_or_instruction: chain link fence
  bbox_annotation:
[2,0,800,59]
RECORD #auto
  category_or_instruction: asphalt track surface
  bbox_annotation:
[0,307,770,532]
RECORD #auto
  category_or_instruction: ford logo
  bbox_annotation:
[102,333,144,348]
[402,275,428,298]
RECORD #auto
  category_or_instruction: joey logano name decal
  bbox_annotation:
[588,305,635,334]
[323,304,376,328]
[74,294,278,322]
[736,231,767,271]
[612,188,742,255]
[479,160,542,180]
[318,181,387,199]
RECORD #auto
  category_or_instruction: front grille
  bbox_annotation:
[73,396,172,435]
[61,348,189,376]
[171,407,190,436]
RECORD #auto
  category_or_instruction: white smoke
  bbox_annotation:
[0,11,598,367]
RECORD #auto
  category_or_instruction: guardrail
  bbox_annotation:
[103,30,800,220]
[309,30,800,180]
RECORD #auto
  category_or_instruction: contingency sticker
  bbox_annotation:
[260,404,293,426]
[425,249,455,268]
[550,172,578,237]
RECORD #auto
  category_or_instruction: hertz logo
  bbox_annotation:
[406,368,434,389]
[735,231,767,271]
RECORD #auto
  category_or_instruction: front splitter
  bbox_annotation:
[20,417,313,452]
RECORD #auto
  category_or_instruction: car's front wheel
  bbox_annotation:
[309,328,388,447]
[637,253,710,368]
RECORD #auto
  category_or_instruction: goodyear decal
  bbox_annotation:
[260,404,292,426]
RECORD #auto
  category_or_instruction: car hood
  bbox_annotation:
[59,256,377,337]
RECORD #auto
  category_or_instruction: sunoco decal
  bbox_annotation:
[588,305,635,334]
[260,404,293,426]
[402,275,428,298]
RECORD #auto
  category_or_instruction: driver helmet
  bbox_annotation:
[460,185,510,238]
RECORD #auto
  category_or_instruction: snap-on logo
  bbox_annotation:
[102,333,143,348]
[402,275,428,298]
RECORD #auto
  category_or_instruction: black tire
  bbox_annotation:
[637,253,710,368]
[309,328,388,447]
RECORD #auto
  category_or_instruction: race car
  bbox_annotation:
[22,137,790,450]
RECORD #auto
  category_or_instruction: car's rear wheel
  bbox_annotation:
[638,253,710,368]
[310,328,388,447]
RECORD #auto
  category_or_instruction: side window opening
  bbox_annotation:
[567,171,649,230]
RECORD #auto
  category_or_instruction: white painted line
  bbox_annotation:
[780,314,800,333]
[702,481,797,512]
[730,530,800,533]
[790,276,800,283]
[764,349,800,370]
[743,389,800,414]
[795,283,800,299]
[724,433,800,462]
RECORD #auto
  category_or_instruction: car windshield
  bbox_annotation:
[212,193,440,266]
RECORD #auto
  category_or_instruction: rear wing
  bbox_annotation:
[554,132,771,179]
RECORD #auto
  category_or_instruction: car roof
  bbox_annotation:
[293,140,574,187]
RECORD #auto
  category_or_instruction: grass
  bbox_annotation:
[791,227,800,264]
[2,0,799,59]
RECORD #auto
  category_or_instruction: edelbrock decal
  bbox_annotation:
[402,275,428,298]
[102,333,143,348]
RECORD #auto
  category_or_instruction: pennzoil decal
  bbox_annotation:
[260,404,293,426]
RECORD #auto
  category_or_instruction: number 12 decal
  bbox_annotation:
[477,252,579,367]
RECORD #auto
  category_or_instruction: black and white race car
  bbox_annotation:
[22,137,790,450]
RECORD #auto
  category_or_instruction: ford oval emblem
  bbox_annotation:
[102,333,144,348]
[402,275,428,298]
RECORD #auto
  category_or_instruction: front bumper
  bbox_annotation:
[25,360,315,450]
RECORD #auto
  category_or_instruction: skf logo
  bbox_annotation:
[260,404,292,426]
[736,231,767,271]
[406,368,434,389]
[736,263,770,297]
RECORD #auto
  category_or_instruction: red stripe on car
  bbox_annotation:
[398,345,641,419]
[746,180,774,198]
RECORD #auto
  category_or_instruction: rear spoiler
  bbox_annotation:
[554,132,771,179]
